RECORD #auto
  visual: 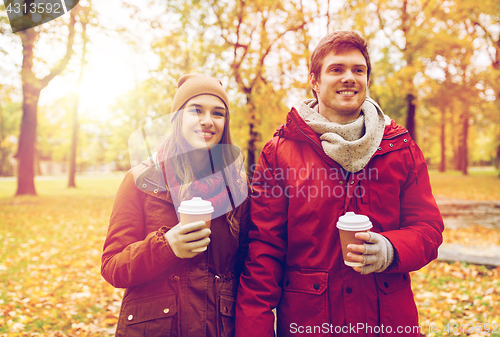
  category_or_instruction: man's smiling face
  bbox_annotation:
[310,48,369,123]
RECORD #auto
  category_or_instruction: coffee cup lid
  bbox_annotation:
[178,197,214,215]
[336,212,372,231]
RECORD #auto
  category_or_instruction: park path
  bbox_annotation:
[436,198,500,266]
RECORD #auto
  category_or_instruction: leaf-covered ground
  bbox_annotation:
[0,176,124,336]
[0,173,499,336]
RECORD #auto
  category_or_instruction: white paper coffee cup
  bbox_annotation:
[178,197,214,252]
[337,212,373,267]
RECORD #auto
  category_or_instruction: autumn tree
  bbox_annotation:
[68,4,92,188]
[156,0,319,174]
[15,10,78,195]
[454,0,500,176]
[343,0,445,142]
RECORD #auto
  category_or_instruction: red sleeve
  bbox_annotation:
[101,171,179,288]
[382,140,444,273]
[236,138,287,337]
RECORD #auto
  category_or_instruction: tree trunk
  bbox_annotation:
[16,29,40,196]
[15,10,77,195]
[16,88,41,195]
[246,98,258,182]
[0,103,5,176]
[439,107,446,172]
[68,93,79,187]
[496,145,500,170]
[405,93,417,143]
[69,18,88,188]
[459,112,469,176]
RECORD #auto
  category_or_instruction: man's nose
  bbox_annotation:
[341,71,355,84]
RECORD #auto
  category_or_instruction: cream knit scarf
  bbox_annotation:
[296,97,391,173]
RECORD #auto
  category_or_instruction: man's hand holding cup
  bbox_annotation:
[347,231,394,274]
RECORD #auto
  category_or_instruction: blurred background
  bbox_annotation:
[1,1,500,335]
[0,0,499,194]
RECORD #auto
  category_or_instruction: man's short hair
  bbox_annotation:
[309,31,371,99]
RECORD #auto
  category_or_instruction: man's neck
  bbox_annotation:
[317,102,362,124]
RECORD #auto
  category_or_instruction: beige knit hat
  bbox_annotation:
[170,73,229,120]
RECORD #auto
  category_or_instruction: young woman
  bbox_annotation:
[101,73,250,337]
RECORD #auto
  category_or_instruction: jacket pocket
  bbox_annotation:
[278,269,329,336]
[375,272,410,294]
[375,273,419,336]
[118,293,177,337]
[220,294,236,337]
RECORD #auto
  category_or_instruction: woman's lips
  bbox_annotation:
[195,131,215,140]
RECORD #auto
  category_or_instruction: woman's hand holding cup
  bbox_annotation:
[165,221,211,258]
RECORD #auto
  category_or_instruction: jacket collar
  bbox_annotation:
[131,155,174,203]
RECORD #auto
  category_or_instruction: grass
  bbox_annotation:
[429,168,500,201]
[0,171,499,336]
[0,174,125,336]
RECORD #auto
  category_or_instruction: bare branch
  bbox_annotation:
[251,20,307,89]
[40,6,78,89]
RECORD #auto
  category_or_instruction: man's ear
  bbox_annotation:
[310,73,319,93]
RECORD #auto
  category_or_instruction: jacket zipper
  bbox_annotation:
[289,112,324,152]
[173,275,182,337]
[215,275,221,337]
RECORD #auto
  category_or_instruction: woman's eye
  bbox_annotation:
[189,108,201,114]
[213,111,225,117]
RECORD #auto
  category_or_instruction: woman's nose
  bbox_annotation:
[200,111,213,126]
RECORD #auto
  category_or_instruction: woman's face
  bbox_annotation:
[181,94,227,150]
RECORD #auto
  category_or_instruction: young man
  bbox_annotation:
[235,31,444,337]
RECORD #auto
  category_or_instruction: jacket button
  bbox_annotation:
[339,181,343,185]
[389,143,394,147]
[350,180,354,185]
[378,147,382,151]
[403,139,408,143]
[128,314,133,321]
[163,308,169,314]
[384,282,389,288]
[313,283,320,290]
[346,287,352,294]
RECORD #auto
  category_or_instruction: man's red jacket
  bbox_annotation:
[235,107,444,337]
